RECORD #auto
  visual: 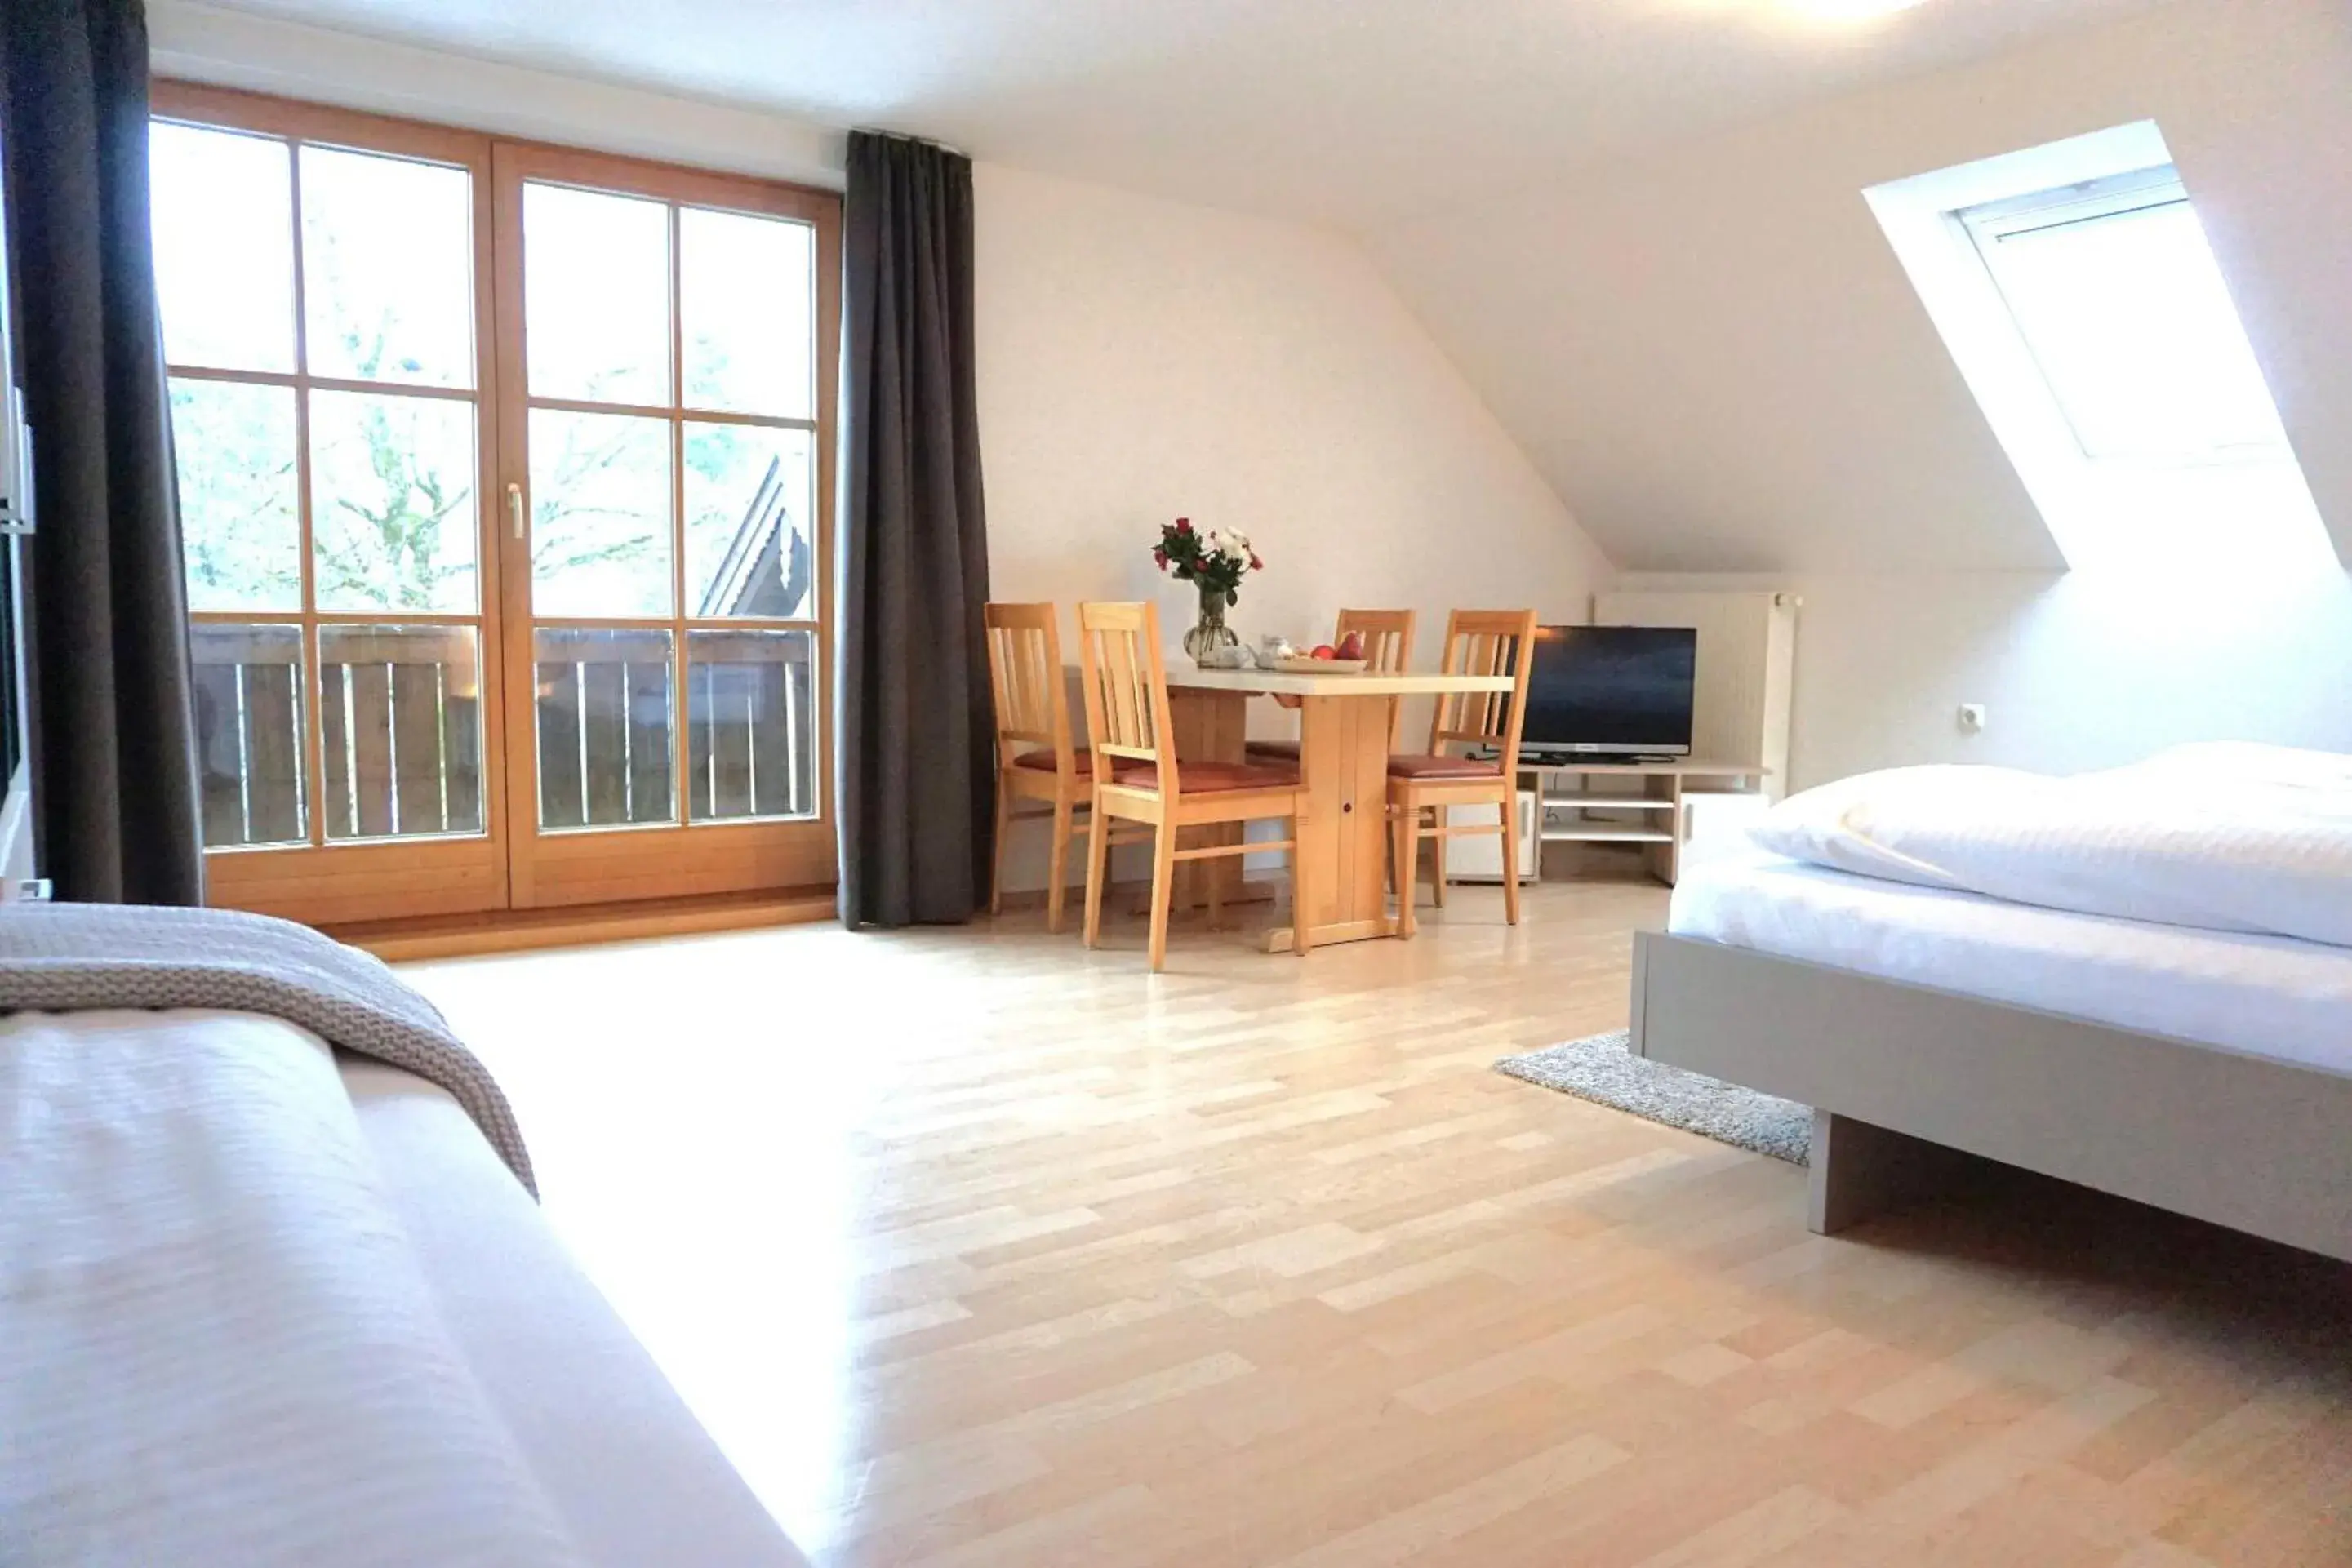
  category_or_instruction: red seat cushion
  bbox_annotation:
[1115,760,1300,793]
[1243,739,1301,762]
[1011,748,1089,774]
[1386,753,1503,780]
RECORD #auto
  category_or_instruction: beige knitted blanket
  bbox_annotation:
[0,901,533,1194]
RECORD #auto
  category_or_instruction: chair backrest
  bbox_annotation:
[1075,600,1178,790]
[1334,607,1416,748]
[1427,609,1539,771]
[984,602,1075,773]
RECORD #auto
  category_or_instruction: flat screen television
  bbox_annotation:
[1519,625,1696,761]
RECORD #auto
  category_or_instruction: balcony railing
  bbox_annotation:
[191,623,816,851]
[322,625,486,840]
[533,627,815,828]
[192,624,309,848]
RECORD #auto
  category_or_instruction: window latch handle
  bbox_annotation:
[507,482,525,540]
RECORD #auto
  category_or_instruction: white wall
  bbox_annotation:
[1618,571,2352,792]
[1369,0,2352,574]
[976,162,1606,643]
[976,162,1612,887]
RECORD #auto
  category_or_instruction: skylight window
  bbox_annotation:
[1959,171,2287,465]
[1866,123,2331,575]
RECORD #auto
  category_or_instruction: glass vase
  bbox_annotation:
[1182,583,1239,666]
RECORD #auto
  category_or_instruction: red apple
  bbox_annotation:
[1311,644,1337,660]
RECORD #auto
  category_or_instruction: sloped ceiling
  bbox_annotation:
[162,0,2176,228]
[1367,0,2352,572]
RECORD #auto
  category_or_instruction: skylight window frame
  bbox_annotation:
[1956,164,2182,247]
[1950,165,2292,473]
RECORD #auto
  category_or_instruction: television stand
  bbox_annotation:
[1447,757,1771,887]
[1536,759,1766,885]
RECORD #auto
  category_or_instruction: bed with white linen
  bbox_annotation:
[0,1006,809,1567]
[342,1051,809,1567]
[1628,744,2352,1263]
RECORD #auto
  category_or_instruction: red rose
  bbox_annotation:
[1153,549,1168,568]
[1173,517,1192,534]
[1248,553,1263,571]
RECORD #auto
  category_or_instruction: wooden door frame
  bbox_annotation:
[153,82,843,922]
[490,140,841,909]
[153,82,514,925]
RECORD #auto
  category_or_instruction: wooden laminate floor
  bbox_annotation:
[401,880,2352,1567]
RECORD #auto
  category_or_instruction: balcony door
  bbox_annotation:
[151,86,837,925]
[493,143,837,908]
[155,89,507,924]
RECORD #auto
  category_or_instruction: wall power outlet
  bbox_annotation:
[1957,703,1988,735]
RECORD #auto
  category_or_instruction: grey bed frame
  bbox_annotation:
[1629,932,2352,1264]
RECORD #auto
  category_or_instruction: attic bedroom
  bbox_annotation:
[2,0,2347,1563]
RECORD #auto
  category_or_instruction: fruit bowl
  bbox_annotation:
[1272,655,1368,674]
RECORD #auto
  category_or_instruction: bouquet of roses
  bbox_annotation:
[1151,517,1262,606]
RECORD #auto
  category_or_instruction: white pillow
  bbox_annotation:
[2123,741,2352,796]
[1746,765,2048,891]
[1749,753,2352,946]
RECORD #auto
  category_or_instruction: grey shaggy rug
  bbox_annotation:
[1496,1030,1812,1166]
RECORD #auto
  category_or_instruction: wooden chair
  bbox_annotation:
[1245,607,1416,766]
[1076,601,1314,972]
[985,602,1091,934]
[1388,609,1538,938]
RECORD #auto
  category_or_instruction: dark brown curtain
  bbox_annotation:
[0,0,202,904]
[835,131,991,928]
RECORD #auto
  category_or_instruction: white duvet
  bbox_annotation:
[0,1010,583,1567]
[1749,742,2352,949]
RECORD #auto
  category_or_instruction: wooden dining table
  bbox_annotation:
[1162,665,1518,951]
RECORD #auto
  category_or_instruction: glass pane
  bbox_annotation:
[309,390,479,612]
[1988,200,2288,462]
[191,624,307,848]
[150,122,295,373]
[684,424,813,619]
[529,409,672,617]
[523,183,670,404]
[171,378,302,611]
[300,144,475,389]
[687,629,816,822]
[535,627,675,830]
[320,624,485,841]
[680,207,812,418]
